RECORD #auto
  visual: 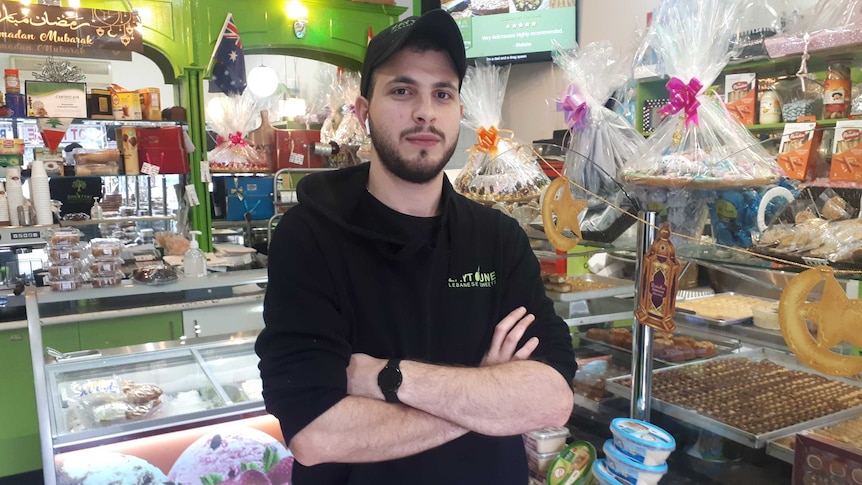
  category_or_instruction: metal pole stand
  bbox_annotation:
[630,211,658,422]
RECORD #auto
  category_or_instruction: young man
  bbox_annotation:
[256,9,576,484]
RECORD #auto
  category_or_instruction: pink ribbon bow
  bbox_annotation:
[659,77,703,128]
[228,132,248,147]
[556,83,589,130]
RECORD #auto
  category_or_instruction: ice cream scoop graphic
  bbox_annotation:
[167,426,293,485]
[56,451,167,485]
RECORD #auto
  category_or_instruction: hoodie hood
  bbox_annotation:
[295,164,455,259]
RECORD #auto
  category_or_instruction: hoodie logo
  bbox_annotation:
[449,267,496,288]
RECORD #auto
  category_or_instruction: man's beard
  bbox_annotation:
[369,120,458,184]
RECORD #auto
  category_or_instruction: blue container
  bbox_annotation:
[5,93,25,118]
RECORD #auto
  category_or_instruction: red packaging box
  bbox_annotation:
[275,129,324,170]
[136,126,188,174]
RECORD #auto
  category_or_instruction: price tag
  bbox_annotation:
[140,162,160,175]
[289,152,304,166]
[185,184,200,206]
[200,161,212,183]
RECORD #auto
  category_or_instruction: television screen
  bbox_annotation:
[443,1,577,64]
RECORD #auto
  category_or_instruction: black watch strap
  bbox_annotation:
[378,358,402,403]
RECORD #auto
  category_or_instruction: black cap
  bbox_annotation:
[360,9,467,98]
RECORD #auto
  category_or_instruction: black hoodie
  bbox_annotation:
[256,163,577,484]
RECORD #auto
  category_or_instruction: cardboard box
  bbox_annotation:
[110,85,142,120]
[0,139,24,155]
[137,88,162,120]
[136,126,187,174]
[777,121,821,181]
[226,176,274,221]
[87,88,113,120]
[275,129,324,169]
[830,120,862,182]
[725,73,756,126]
[25,81,87,118]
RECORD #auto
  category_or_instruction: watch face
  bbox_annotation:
[378,363,402,392]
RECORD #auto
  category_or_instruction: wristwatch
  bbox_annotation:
[377,359,402,403]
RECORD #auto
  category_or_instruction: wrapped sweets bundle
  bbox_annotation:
[453,62,550,206]
[207,91,270,173]
[619,0,784,245]
[329,71,364,167]
[319,69,344,144]
[552,40,642,240]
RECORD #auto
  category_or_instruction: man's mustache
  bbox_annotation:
[400,126,446,141]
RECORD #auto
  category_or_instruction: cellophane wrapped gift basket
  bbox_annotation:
[764,0,862,58]
[552,40,642,242]
[453,62,550,216]
[207,90,270,173]
[619,0,784,246]
[328,71,364,167]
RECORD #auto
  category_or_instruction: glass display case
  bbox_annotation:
[25,269,286,484]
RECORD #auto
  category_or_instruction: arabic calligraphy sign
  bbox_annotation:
[0,2,142,60]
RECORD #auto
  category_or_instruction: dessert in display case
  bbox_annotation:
[24,269,280,484]
[39,334,293,484]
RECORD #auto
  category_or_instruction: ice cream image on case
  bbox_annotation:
[167,425,294,484]
[56,451,167,485]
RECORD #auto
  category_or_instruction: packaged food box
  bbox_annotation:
[137,88,161,120]
[831,120,862,182]
[87,88,113,119]
[777,120,821,181]
[527,448,560,478]
[725,72,756,125]
[524,427,571,454]
[110,85,142,120]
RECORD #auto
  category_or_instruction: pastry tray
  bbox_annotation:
[674,292,776,326]
[766,410,862,463]
[605,348,862,448]
[576,331,739,366]
[545,274,635,302]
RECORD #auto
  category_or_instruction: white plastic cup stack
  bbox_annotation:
[0,180,9,226]
[6,168,23,226]
[29,160,53,225]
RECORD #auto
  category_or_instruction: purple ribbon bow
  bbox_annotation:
[660,77,703,128]
[557,83,589,130]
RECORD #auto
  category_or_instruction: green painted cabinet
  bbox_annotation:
[0,312,180,477]
[78,311,182,350]
[0,324,78,477]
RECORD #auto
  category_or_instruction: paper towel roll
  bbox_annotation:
[6,168,22,226]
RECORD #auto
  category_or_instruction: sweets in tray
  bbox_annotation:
[617,358,862,435]
[582,327,720,363]
[772,414,862,454]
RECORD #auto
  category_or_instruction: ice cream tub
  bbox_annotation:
[524,426,571,453]
[527,447,561,477]
[592,458,632,485]
[603,440,667,485]
[546,441,596,485]
[610,418,676,465]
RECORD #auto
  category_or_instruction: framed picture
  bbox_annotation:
[642,99,669,134]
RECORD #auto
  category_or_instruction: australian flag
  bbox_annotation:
[209,14,246,95]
